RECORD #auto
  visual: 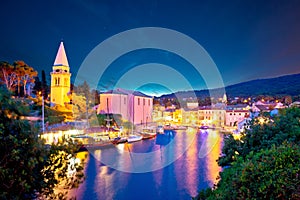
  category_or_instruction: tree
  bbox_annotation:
[0,61,17,91]
[45,106,66,125]
[73,81,94,126]
[41,70,49,99]
[72,93,90,120]
[196,107,300,199]
[33,76,42,95]
[218,107,300,166]
[0,86,84,199]
[92,89,100,105]
[284,95,293,105]
[196,143,300,200]
[217,134,241,167]
[13,61,38,97]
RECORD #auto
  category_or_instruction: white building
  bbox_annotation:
[186,102,199,109]
[237,118,252,133]
[225,110,250,127]
[97,89,153,125]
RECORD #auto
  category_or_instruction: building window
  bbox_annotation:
[138,98,140,106]
[106,98,109,113]
[148,99,150,106]
[55,77,60,86]
[124,97,126,105]
[143,98,145,106]
[64,78,68,86]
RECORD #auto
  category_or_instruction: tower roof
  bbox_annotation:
[53,41,69,67]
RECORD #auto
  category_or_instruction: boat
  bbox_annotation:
[174,125,187,130]
[77,141,114,151]
[127,135,143,143]
[199,125,209,130]
[71,134,93,139]
[164,124,175,130]
[156,125,164,134]
[138,127,157,139]
[111,136,127,144]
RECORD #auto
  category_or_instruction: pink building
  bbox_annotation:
[225,110,250,127]
[97,89,153,125]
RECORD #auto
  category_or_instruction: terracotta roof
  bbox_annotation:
[226,110,249,113]
[254,105,271,111]
[102,89,152,98]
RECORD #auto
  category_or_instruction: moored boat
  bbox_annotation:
[127,135,143,143]
[111,136,128,144]
[156,125,164,134]
[77,141,114,151]
[173,125,188,130]
[199,125,209,130]
[164,124,175,130]
[138,127,157,139]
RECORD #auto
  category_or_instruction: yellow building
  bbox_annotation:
[50,42,71,106]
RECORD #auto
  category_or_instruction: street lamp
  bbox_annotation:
[41,92,45,133]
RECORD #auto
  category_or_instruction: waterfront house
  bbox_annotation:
[225,110,250,127]
[237,117,252,133]
[97,89,153,125]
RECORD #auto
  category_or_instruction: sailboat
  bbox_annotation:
[127,134,143,143]
[126,93,143,143]
[138,126,157,139]
[137,115,157,139]
[102,98,127,145]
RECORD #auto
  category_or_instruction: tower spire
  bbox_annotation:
[54,41,69,67]
[50,41,71,107]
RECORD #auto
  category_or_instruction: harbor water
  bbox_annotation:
[69,128,223,200]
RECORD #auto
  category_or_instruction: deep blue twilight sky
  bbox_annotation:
[1,0,300,95]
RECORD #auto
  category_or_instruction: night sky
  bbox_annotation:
[1,0,300,95]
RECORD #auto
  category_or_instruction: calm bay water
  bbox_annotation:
[70,129,223,200]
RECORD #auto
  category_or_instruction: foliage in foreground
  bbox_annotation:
[219,107,300,167]
[195,143,300,200]
[195,107,300,200]
[0,86,84,199]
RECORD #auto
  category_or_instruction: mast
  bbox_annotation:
[105,97,112,135]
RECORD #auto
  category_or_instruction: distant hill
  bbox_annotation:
[226,73,300,97]
[158,73,300,99]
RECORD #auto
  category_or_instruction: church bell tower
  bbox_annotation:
[50,41,71,106]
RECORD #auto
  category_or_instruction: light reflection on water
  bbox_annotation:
[69,129,223,200]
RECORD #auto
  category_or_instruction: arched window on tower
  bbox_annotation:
[64,78,68,86]
[55,77,58,86]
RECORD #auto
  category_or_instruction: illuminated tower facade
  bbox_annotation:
[50,42,71,106]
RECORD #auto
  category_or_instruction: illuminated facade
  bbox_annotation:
[198,109,226,127]
[225,110,250,127]
[97,89,153,125]
[50,42,71,106]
